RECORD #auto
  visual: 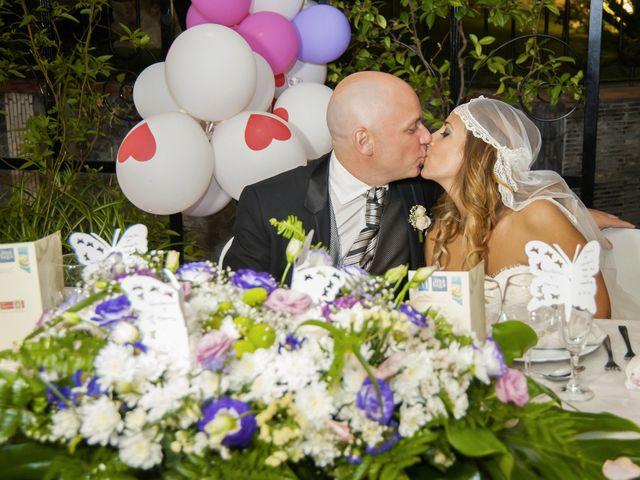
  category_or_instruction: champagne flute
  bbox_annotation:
[501,272,550,374]
[484,277,502,327]
[559,305,594,402]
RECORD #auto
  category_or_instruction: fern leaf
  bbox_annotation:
[269,216,307,241]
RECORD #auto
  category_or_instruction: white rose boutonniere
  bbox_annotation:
[409,205,431,243]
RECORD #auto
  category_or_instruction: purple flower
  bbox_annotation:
[264,288,312,315]
[199,397,256,448]
[334,295,360,309]
[356,377,395,425]
[495,368,529,407]
[113,267,157,281]
[365,421,400,455]
[232,269,277,293]
[92,295,135,328]
[176,262,215,282]
[196,331,233,371]
[399,304,426,328]
[278,333,306,353]
[479,337,507,378]
[46,384,77,410]
[86,376,106,397]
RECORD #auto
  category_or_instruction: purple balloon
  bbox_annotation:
[237,12,298,75]
[185,4,209,29]
[292,5,350,64]
[191,0,250,27]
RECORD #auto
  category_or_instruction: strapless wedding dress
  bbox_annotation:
[490,264,530,293]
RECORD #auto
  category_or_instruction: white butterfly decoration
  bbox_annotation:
[69,224,148,266]
[119,275,190,369]
[525,240,601,320]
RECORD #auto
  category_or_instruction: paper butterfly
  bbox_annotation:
[525,240,601,319]
[291,266,347,304]
[120,275,190,368]
[69,224,148,265]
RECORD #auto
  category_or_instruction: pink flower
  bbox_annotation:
[372,352,406,380]
[495,368,529,407]
[264,288,312,315]
[196,331,233,371]
[325,419,354,443]
[603,457,640,480]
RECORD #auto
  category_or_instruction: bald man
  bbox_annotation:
[225,71,442,279]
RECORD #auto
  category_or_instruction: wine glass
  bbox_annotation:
[559,305,594,402]
[501,272,550,374]
[57,253,84,302]
[484,277,502,327]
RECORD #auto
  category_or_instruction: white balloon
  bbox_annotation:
[165,24,256,122]
[245,53,276,112]
[133,62,181,119]
[273,82,333,160]
[302,0,317,9]
[183,174,231,217]
[212,111,306,199]
[249,0,303,20]
[274,60,327,98]
[116,112,214,215]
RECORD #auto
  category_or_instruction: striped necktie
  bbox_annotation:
[343,187,386,271]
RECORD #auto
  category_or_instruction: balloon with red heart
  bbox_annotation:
[117,112,214,215]
[273,82,333,160]
[212,111,306,199]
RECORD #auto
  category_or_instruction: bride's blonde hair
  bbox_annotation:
[430,130,511,270]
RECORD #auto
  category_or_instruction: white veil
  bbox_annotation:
[451,96,607,248]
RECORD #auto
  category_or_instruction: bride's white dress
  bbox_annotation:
[490,264,530,294]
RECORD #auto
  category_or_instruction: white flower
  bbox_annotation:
[295,382,335,424]
[409,204,431,241]
[119,428,163,470]
[138,376,190,422]
[110,322,139,344]
[94,344,136,390]
[399,403,428,437]
[124,408,147,433]
[79,397,123,446]
[51,409,80,440]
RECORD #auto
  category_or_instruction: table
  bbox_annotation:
[532,319,640,425]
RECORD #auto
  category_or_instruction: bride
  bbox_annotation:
[421,97,611,318]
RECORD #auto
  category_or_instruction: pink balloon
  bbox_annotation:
[186,5,209,29]
[237,12,298,75]
[190,0,251,27]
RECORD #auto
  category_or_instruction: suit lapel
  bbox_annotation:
[303,154,332,248]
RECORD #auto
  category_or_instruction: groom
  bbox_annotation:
[225,71,440,279]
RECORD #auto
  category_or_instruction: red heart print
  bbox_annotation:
[245,114,291,151]
[275,74,285,87]
[273,107,289,122]
[118,123,156,163]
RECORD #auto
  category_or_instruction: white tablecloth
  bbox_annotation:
[533,319,640,425]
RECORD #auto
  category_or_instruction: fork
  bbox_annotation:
[618,325,636,360]
[603,335,621,371]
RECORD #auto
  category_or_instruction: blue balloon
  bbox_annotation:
[292,5,351,64]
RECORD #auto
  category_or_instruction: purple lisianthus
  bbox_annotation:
[365,420,401,455]
[231,269,278,294]
[92,295,136,328]
[196,331,233,371]
[479,337,507,378]
[199,397,256,448]
[334,295,360,309]
[356,377,395,425]
[176,261,215,282]
[399,304,426,328]
[278,333,306,353]
[113,267,157,281]
[46,384,78,410]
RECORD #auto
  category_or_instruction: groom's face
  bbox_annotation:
[369,88,431,183]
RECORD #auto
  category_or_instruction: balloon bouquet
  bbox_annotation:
[117,0,350,216]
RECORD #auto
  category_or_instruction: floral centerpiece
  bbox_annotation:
[0,225,639,479]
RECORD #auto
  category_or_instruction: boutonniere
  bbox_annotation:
[409,205,431,243]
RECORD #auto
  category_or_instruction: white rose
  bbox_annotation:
[110,322,139,344]
[415,215,431,230]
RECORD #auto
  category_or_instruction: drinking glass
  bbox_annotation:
[501,272,550,374]
[559,306,594,402]
[58,253,85,302]
[484,277,503,327]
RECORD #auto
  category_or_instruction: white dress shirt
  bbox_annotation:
[328,152,388,259]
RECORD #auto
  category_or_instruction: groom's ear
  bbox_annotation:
[353,127,373,156]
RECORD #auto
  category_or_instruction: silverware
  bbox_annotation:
[603,335,621,371]
[618,325,636,360]
[532,366,585,382]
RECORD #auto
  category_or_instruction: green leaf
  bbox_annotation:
[0,407,20,441]
[491,320,537,365]
[11,378,31,408]
[479,36,496,45]
[0,443,62,480]
[446,420,507,457]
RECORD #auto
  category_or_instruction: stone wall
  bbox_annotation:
[1,84,639,261]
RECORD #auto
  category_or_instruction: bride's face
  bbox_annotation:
[421,113,466,191]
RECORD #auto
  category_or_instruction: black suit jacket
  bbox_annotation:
[225,153,442,279]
